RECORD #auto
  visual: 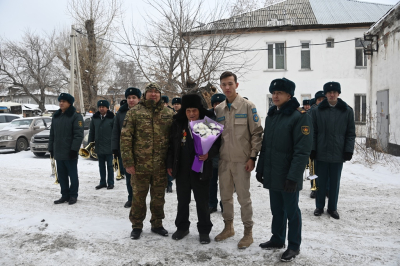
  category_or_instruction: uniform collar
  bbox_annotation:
[224,93,243,110]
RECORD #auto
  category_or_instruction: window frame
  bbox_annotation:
[300,41,311,70]
[355,38,368,68]
[354,93,367,124]
[326,38,334,48]
[266,42,286,70]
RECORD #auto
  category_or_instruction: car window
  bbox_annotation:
[0,116,5,123]
[5,115,20,122]
[43,118,52,127]
[9,119,33,128]
[34,119,45,127]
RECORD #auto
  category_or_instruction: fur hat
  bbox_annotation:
[211,93,226,106]
[315,90,326,99]
[269,78,295,97]
[120,99,127,106]
[125,87,141,99]
[97,100,110,109]
[58,93,75,105]
[310,98,316,106]
[323,82,341,94]
[174,94,212,122]
[172,97,182,105]
[303,99,310,105]
[161,95,169,103]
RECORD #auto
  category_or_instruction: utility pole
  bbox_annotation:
[69,25,85,114]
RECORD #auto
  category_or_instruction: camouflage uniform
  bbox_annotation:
[120,83,174,230]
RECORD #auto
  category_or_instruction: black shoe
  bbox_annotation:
[280,249,300,262]
[314,208,324,216]
[54,197,69,204]
[310,191,316,198]
[327,209,340,219]
[124,200,132,208]
[68,197,77,205]
[151,227,168,236]
[95,184,107,190]
[166,186,172,193]
[107,185,114,190]
[172,229,189,240]
[259,241,285,250]
[209,207,217,214]
[200,234,210,244]
[130,229,142,240]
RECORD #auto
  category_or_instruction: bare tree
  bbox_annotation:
[0,31,64,111]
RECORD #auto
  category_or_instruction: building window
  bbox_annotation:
[326,38,334,48]
[355,38,367,67]
[301,41,311,69]
[267,42,285,70]
[267,94,273,109]
[354,94,366,123]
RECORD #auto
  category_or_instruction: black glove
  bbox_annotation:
[284,179,297,193]
[256,172,264,184]
[113,149,119,158]
[69,150,78,159]
[49,151,54,158]
[310,150,317,160]
[343,152,353,161]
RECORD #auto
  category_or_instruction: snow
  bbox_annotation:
[1,149,400,265]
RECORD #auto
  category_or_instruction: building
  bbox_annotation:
[194,0,392,136]
[365,2,400,156]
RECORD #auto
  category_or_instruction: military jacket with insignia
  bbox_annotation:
[256,97,313,191]
[215,93,263,163]
[88,110,114,155]
[49,105,84,160]
[120,99,174,175]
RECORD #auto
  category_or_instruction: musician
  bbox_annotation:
[256,78,312,262]
[49,93,84,205]
[112,87,141,208]
[89,100,115,190]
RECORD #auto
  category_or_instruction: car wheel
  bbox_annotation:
[16,138,29,152]
[33,152,46,157]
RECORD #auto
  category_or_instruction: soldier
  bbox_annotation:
[161,95,175,193]
[49,93,84,205]
[208,93,226,214]
[311,82,355,219]
[172,97,182,112]
[120,82,174,240]
[302,99,311,111]
[214,71,263,249]
[112,87,141,208]
[255,78,313,262]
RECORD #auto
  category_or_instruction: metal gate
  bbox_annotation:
[376,90,389,151]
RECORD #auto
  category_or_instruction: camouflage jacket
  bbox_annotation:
[120,99,174,175]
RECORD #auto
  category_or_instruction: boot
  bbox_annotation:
[214,220,234,242]
[238,226,253,249]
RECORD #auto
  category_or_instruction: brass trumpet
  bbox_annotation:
[79,142,97,159]
[113,155,123,180]
[50,156,59,184]
[309,159,318,191]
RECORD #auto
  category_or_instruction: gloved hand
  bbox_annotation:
[343,152,353,161]
[113,149,119,158]
[310,150,317,160]
[49,151,54,158]
[69,150,78,159]
[284,179,297,193]
[256,172,264,184]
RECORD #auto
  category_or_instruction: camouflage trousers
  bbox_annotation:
[129,173,167,229]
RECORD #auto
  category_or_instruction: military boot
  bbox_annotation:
[214,220,234,242]
[238,226,253,249]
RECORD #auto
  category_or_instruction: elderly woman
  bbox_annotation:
[167,94,220,244]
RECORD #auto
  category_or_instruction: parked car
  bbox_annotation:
[30,116,91,157]
[0,113,22,130]
[0,117,52,152]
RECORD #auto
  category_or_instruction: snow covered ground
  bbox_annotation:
[1,149,400,266]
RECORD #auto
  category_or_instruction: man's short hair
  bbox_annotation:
[220,71,237,83]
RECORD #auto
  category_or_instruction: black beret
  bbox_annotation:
[58,93,75,105]
[314,91,326,99]
[172,97,182,105]
[323,82,341,94]
[161,95,169,103]
[269,78,295,96]
[97,100,110,109]
[211,93,226,106]
[303,99,310,105]
[125,87,142,99]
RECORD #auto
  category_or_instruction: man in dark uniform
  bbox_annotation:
[49,93,84,205]
[311,82,355,219]
[208,93,226,214]
[172,97,182,112]
[302,99,311,111]
[162,95,175,193]
[256,78,313,262]
[89,100,115,190]
[112,87,141,207]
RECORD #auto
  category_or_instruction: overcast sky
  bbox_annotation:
[0,0,398,41]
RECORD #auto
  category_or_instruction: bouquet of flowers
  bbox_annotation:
[189,116,224,173]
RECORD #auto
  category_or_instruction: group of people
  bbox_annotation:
[48,71,355,262]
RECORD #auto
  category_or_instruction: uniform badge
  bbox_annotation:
[235,114,247,118]
[252,108,257,114]
[253,114,259,122]
[301,126,310,135]
[181,129,187,146]
[217,116,225,122]
[78,121,83,127]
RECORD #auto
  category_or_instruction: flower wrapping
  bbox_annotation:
[189,116,224,173]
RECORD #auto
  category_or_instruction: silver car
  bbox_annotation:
[0,117,52,152]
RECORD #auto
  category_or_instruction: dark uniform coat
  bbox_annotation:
[256,97,313,191]
[88,110,115,155]
[49,105,84,160]
[111,103,129,151]
[311,98,356,163]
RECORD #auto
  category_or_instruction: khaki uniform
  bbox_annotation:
[215,94,263,227]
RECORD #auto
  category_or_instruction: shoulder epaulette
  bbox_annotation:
[297,107,307,114]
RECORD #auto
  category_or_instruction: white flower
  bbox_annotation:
[212,129,220,135]
[205,128,212,134]
[193,124,199,130]
[209,123,216,129]
[199,123,207,130]
[216,125,222,130]
[199,129,206,135]
[204,133,212,137]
